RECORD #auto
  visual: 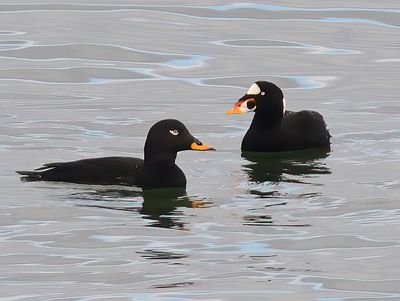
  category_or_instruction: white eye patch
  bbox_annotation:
[169,129,179,136]
[246,83,261,95]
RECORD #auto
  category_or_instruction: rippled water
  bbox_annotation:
[1,1,400,300]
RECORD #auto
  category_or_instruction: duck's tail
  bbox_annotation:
[16,162,60,181]
[15,170,42,181]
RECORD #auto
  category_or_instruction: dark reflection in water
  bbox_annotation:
[243,212,311,227]
[152,281,194,289]
[242,149,331,184]
[241,150,330,227]
[136,249,187,260]
[141,188,197,230]
[76,187,209,230]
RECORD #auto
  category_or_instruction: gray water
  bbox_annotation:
[1,1,400,300]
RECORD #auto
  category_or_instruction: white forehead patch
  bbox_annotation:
[246,83,261,95]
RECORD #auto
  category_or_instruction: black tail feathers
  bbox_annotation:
[15,170,42,181]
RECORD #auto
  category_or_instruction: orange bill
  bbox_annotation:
[226,101,244,114]
[191,142,215,151]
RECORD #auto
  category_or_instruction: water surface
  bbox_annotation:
[1,1,400,300]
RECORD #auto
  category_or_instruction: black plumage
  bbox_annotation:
[16,119,214,190]
[227,81,331,152]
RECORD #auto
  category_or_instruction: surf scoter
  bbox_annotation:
[16,119,215,190]
[227,81,331,152]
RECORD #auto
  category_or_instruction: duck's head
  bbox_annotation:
[227,81,286,119]
[144,119,215,161]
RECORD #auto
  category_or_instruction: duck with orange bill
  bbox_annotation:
[227,81,331,152]
[17,119,215,190]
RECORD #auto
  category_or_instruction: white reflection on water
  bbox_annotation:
[165,55,210,69]
[203,3,400,13]
[213,39,361,55]
[311,17,399,28]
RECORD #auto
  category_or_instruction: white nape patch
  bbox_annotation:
[282,97,286,114]
[246,83,261,95]
[169,129,179,136]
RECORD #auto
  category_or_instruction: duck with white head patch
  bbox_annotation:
[227,81,331,152]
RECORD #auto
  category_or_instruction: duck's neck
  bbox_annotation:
[250,111,283,130]
[142,151,185,190]
[144,152,177,167]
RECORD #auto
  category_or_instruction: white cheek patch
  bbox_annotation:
[246,83,261,95]
[239,99,257,112]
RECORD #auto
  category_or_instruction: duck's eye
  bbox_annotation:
[261,91,265,95]
[246,99,256,110]
[169,129,179,136]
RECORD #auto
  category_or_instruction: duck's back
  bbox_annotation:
[242,110,331,152]
[17,156,144,185]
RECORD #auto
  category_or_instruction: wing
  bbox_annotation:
[282,110,331,149]
[16,156,144,186]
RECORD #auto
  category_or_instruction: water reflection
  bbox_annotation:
[242,150,331,184]
[141,188,195,230]
[136,249,187,260]
[77,187,209,230]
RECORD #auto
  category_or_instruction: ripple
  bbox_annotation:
[0,253,84,266]
[268,235,397,251]
[76,127,113,138]
[0,42,209,69]
[0,3,399,13]
[302,276,400,295]
[90,234,135,243]
[376,58,400,63]
[214,39,360,55]
[204,3,400,13]
[1,3,398,29]
[8,120,116,138]
[0,66,153,84]
[0,30,25,36]
[202,75,335,90]
[132,4,400,29]
[318,17,399,29]
[0,40,33,51]
[89,116,144,126]
[165,54,210,69]
[0,113,16,119]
